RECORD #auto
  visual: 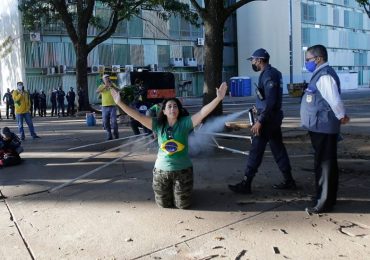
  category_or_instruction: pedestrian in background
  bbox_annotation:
[57,86,66,117]
[2,88,15,120]
[301,44,350,214]
[50,88,57,117]
[96,74,120,140]
[66,87,76,116]
[229,48,296,194]
[78,87,85,111]
[39,90,47,117]
[32,89,40,117]
[12,82,40,140]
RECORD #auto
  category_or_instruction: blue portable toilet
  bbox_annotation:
[240,77,251,96]
[230,77,239,96]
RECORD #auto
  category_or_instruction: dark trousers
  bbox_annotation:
[67,102,75,116]
[57,101,65,116]
[245,125,292,180]
[33,104,40,117]
[40,104,47,116]
[51,102,57,116]
[130,118,151,135]
[6,104,15,119]
[309,131,339,210]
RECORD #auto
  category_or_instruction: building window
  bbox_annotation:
[302,3,315,22]
[344,10,350,28]
[333,8,339,25]
[157,45,170,68]
[182,46,193,59]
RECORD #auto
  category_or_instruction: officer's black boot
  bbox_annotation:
[228,176,253,194]
[273,172,297,190]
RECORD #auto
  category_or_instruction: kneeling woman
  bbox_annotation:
[111,83,227,209]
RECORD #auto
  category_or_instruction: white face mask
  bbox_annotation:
[17,84,23,90]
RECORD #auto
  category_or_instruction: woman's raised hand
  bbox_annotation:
[110,88,121,104]
[216,82,228,100]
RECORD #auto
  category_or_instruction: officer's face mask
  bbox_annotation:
[17,84,23,90]
[251,59,260,72]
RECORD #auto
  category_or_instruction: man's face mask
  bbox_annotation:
[251,59,260,72]
[17,84,23,90]
[305,55,317,73]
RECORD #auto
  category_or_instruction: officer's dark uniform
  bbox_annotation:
[57,87,66,117]
[39,91,47,117]
[2,90,15,120]
[50,89,57,116]
[32,91,40,117]
[229,48,295,194]
[66,88,76,116]
[246,64,293,180]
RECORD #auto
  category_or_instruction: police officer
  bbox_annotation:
[32,89,40,117]
[56,86,66,117]
[66,87,76,116]
[39,90,47,117]
[2,88,15,120]
[229,48,296,194]
[301,45,349,214]
[50,88,57,117]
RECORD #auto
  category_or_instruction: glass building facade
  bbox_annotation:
[301,0,370,85]
[21,1,238,102]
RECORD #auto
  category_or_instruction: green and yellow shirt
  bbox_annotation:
[152,116,193,171]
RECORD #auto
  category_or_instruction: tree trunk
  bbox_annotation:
[202,18,225,117]
[75,46,90,111]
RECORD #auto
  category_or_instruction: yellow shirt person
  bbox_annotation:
[96,75,120,140]
[96,76,119,107]
[12,87,31,114]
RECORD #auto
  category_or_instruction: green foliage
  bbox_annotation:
[19,0,199,32]
[356,0,370,18]
[120,85,136,105]
[19,1,58,31]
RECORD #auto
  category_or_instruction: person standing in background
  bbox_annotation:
[66,87,76,116]
[39,90,47,117]
[78,87,85,111]
[57,86,66,117]
[32,89,40,117]
[50,88,57,117]
[3,88,15,120]
[12,82,40,140]
[96,74,120,140]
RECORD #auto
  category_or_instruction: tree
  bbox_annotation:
[189,0,264,116]
[19,0,197,110]
[356,0,370,18]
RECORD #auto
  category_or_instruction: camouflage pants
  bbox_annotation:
[152,167,193,209]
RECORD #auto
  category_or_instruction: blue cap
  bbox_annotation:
[247,48,270,60]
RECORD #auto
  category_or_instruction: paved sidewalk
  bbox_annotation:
[1,90,370,259]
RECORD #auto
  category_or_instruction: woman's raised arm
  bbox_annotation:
[110,88,153,130]
[191,82,227,127]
